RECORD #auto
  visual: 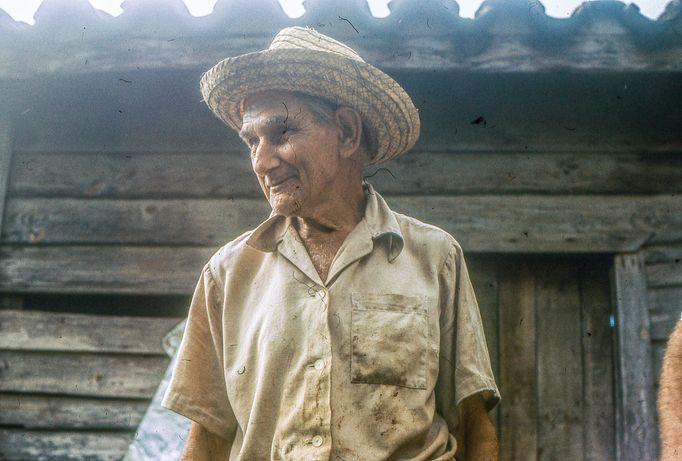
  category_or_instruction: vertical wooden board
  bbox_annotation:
[467,257,500,428]
[498,260,537,461]
[0,115,12,232]
[580,261,616,461]
[536,262,584,461]
[613,253,658,461]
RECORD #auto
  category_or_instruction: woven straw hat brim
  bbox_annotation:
[200,48,420,164]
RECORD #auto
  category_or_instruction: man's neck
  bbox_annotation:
[294,186,366,282]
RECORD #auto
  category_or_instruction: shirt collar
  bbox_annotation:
[246,182,404,262]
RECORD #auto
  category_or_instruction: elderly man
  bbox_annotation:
[163,27,499,460]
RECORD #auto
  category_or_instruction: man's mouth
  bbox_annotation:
[267,175,297,190]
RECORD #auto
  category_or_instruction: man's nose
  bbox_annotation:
[252,140,280,175]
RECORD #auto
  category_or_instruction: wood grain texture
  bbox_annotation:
[0,393,146,429]
[649,287,682,341]
[0,309,181,353]
[0,428,131,461]
[498,261,537,461]
[613,253,658,461]
[0,350,169,398]
[536,263,583,461]
[643,245,682,265]
[3,32,682,79]
[580,262,616,461]
[3,195,682,252]
[646,261,682,288]
[0,116,12,233]
[0,246,215,294]
[9,151,682,198]
[467,258,499,428]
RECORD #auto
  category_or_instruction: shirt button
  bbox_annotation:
[314,359,324,370]
[311,435,323,447]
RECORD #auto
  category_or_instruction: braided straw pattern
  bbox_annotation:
[200,27,420,164]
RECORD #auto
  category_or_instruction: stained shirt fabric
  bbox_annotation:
[162,184,500,461]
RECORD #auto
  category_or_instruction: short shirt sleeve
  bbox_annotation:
[162,264,238,441]
[435,240,500,430]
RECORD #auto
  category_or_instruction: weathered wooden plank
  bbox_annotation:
[650,311,682,342]
[649,286,682,340]
[536,263,583,460]
[498,261,537,461]
[649,286,682,313]
[9,151,682,198]
[2,197,270,245]
[613,253,658,461]
[0,115,12,233]
[580,261,616,461]
[0,310,181,354]
[652,342,667,388]
[0,351,169,398]
[0,246,215,294]
[0,428,132,461]
[646,261,682,288]
[0,393,147,429]
[3,31,682,80]
[467,258,499,429]
[4,195,682,251]
[643,245,682,265]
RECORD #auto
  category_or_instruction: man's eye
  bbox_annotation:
[248,137,259,148]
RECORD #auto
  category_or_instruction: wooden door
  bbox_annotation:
[468,256,616,461]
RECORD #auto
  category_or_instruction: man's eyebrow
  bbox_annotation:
[239,115,290,140]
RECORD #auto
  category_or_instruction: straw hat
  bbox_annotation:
[200,27,420,164]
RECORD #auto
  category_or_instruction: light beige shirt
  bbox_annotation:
[163,184,499,460]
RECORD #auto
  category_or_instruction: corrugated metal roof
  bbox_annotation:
[1,0,681,76]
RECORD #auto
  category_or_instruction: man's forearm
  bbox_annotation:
[659,320,682,461]
[454,394,499,461]
[182,422,232,461]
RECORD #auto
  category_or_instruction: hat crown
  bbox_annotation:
[269,27,366,63]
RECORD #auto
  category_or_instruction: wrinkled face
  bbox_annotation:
[240,91,341,217]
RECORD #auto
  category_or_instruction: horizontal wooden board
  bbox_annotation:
[0,428,132,461]
[0,350,169,398]
[0,309,182,354]
[4,29,682,80]
[650,308,680,342]
[0,393,147,430]
[10,72,681,154]
[648,286,682,314]
[2,198,270,245]
[3,195,682,251]
[0,246,215,294]
[9,151,682,198]
[644,244,682,264]
[646,262,682,288]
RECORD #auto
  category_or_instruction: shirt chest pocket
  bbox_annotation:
[350,292,428,389]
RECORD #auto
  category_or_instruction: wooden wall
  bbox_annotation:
[0,66,680,460]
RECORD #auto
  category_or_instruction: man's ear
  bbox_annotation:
[335,107,363,159]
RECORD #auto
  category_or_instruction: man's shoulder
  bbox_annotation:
[205,229,262,280]
[392,211,460,250]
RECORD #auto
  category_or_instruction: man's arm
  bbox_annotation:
[453,394,498,461]
[182,422,232,461]
[659,319,682,461]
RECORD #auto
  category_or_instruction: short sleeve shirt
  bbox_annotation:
[162,184,500,460]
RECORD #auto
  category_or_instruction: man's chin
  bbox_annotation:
[269,197,302,217]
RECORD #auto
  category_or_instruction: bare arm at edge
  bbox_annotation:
[659,319,682,461]
[182,422,232,461]
[454,394,499,461]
